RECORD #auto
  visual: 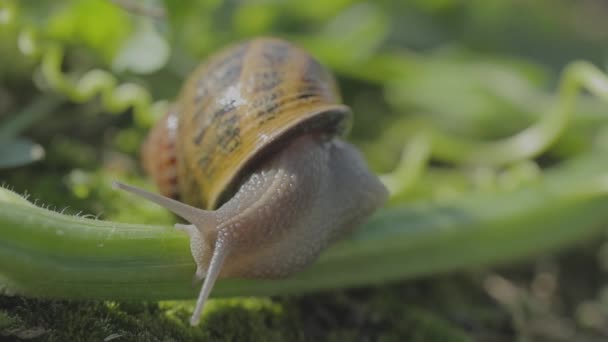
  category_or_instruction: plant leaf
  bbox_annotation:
[112,20,169,74]
[0,138,44,169]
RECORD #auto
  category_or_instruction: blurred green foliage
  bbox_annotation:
[1,0,607,211]
[1,0,608,340]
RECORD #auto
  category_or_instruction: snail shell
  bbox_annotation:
[142,37,351,210]
[115,37,387,325]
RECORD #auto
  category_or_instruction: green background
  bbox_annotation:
[1,0,608,340]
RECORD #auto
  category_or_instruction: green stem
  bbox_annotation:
[1,152,608,300]
[380,132,431,196]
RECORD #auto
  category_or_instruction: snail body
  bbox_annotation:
[114,37,387,325]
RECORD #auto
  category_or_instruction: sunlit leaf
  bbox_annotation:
[113,20,170,74]
[285,0,356,21]
[316,2,389,64]
[46,0,132,61]
[386,56,546,138]
[232,3,277,36]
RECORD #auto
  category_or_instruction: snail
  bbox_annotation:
[113,37,388,325]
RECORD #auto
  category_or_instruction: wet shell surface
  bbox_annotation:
[143,37,352,209]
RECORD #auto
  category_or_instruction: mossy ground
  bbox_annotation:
[1,239,607,341]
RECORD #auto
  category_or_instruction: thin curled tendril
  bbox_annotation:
[430,61,608,165]
[380,132,431,196]
[15,27,166,128]
[384,61,608,196]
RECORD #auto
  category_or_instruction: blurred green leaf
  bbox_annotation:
[0,138,44,169]
[232,3,278,36]
[0,96,62,141]
[285,0,356,21]
[46,0,132,62]
[307,3,389,66]
[386,56,547,138]
[112,20,170,74]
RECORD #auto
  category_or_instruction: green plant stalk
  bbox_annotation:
[1,152,608,301]
[380,132,431,196]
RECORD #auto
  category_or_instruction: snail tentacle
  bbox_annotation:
[174,223,197,234]
[189,241,229,326]
[111,181,214,231]
[113,181,227,325]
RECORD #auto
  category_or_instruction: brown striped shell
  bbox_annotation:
[142,37,352,210]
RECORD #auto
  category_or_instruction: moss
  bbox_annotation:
[0,297,195,341]
[0,242,606,342]
[0,288,475,341]
[399,309,473,342]
[0,296,306,341]
[198,298,304,341]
